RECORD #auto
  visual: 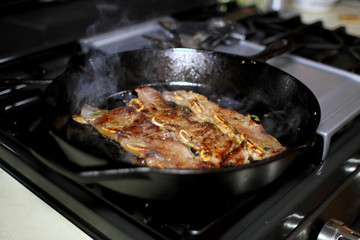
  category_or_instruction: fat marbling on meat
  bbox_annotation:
[72,87,287,169]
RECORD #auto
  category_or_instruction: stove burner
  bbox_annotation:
[143,18,237,50]
[239,13,360,73]
[144,8,360,75]
[142,6,259,50]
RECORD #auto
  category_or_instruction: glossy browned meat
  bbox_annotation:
[135,87,249,167]
[73,87,287,169]
[162,89,287,161]
[73,105,206,169]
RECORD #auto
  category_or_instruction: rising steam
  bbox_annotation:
[69,50,123,113]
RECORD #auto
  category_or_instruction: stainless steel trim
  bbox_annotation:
[318,219,360,240]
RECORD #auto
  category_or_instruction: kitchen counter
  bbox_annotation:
[0,168,92,240]
[290,1,360,37]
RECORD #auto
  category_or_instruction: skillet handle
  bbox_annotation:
[247,39,299,62]
[30,148,98,183]
[30,148,144,184]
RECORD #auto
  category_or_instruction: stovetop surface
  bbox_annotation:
[1,3,360,240]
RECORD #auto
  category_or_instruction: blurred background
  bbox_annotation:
[0,0,359,60]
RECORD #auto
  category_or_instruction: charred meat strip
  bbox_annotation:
[73,87,287,169]
[135,87,249,167]
[162,90,287,161]
[73,105,206,169]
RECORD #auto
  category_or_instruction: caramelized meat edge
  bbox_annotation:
[72,87,287,169]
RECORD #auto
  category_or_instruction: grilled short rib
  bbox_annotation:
[73,87,287,169]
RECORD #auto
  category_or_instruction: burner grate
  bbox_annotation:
[0,82,44,137]
[156,9,360,74]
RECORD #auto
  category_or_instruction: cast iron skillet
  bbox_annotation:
[41,45,320,200]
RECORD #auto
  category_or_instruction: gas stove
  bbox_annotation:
[1,3,360,240]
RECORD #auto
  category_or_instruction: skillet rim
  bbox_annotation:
[45,47,321,175]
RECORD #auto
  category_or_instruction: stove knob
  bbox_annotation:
[318,219,360,240]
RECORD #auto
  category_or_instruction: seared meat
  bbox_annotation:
[135,87,249,167]
[162,90,287,161]
[73,105,206,169]
[73,87,287,169]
